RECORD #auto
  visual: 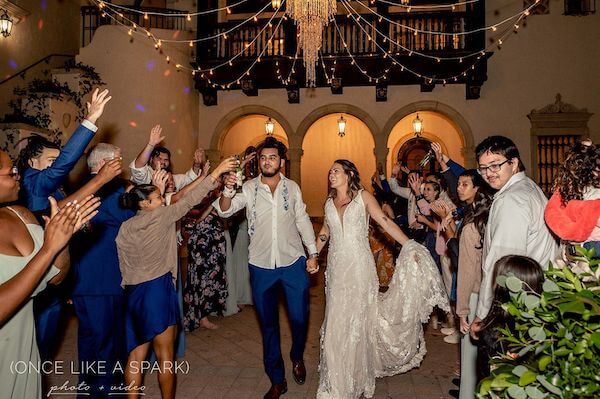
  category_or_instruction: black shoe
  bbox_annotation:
[291,359,306,385]
[449,389,459,399]
[452,378,460,387]
[263,379,288,399]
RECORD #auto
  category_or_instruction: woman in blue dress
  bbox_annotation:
[116,157,235,399]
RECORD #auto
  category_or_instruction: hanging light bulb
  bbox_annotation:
[265,117,275,136]
[271,0,282,9]
[412,113,423,137]
[337,115,347,137]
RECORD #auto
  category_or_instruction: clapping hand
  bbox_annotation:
[201,159,211,178]
[42,196,100,253]
[408,173,422,195]
[152,169,169,195]
[85,89,112,125]
[430,200,450,219]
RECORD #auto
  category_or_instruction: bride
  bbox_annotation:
[310,160,449,399]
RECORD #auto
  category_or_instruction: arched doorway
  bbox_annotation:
[386,111,466,176]
[301,113,375,217]
[220,114,290,177]
[397,138,439,174]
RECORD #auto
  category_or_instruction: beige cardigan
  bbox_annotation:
[456,223,483,317]
[116,176,217,286]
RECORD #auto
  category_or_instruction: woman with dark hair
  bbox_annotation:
[545,139,600,256]
[313,159,449,399]
[0,149,99,398]
[476,255,544,380]
[116,157,235,399]
[452,169,493,399]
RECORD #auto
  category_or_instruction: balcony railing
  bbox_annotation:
[81,6,190,47]
[203,11,473,61]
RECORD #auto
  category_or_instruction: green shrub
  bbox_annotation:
[478,246,600,399]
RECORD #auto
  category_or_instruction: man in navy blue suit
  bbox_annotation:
[70,143,134,398]
[16,88,112,360]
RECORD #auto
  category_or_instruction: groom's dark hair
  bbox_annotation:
[257,136,287,161]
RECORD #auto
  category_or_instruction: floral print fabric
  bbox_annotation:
[182,212,227,332]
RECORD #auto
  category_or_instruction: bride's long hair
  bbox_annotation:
[328,159,363,200]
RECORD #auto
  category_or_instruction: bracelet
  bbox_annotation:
[309,253,318,259]
[222,186,236,198]
[415,194,424,201]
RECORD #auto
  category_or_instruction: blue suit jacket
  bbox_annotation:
[71,178,134,296]
[21,123,95,212]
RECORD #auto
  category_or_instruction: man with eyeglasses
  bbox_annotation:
[469,136,558,339]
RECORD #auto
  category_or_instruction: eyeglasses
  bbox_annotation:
[477,159,510,175]
[0,166,19,178]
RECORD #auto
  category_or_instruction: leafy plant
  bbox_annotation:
[478,246,600,399]
[1,61,104,140]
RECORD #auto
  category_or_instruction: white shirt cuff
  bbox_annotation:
[81,119,98,132]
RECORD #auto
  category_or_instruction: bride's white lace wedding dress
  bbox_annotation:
[317,191,450,399]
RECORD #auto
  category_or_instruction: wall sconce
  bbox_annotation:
[412,113,423,137]
[0,9,13,37]
[265,117,274,136]
[337,115,346,137]
[271,0,282,9]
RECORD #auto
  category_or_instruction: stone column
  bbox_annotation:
[287,147,303,184]
[373,136,389,174]
[461,145,476,168]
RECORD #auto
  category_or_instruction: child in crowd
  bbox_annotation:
[476,255,544,381]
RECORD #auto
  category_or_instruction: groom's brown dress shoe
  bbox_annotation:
[292,360,306,385]
[263,380,288,399]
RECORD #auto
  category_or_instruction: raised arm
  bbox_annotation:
[57,158,122,209]
[170,160,210,204]
[134,124,164,169]
[29,89,111,197]
[362,190,409,246]
[160,157,236,224]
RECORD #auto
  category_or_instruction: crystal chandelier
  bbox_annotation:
[286,0,337,87]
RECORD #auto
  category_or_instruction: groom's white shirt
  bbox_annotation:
[213,173,317,269]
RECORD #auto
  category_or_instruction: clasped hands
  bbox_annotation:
[306,256,319,274]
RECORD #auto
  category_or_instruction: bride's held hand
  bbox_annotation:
[306,257,319,274]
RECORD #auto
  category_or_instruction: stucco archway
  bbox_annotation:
[382,101,476,168]
[209,105,294,163]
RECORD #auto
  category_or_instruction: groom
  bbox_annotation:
[214,137,318,399]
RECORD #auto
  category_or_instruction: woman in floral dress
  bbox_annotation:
[182,195,228,331]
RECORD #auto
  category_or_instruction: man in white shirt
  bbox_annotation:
[129,124,203,191]
[214,137,318,399]
[470,136,558,339]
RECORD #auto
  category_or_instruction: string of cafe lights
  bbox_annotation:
[341,0,537,62]
[93,0,274,44]
[92,0,287,74]
[333,0,534,84]
[362,0,534,36]
[91,0,538,87]
[319,51,338,84]
[276,49,300,85]
[97,0,249,17]
[376,0,480,10]
[203,13,287,89]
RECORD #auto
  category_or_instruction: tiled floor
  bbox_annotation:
[48,271,459,398]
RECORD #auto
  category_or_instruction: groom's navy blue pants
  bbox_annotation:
[249,257,310,385]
